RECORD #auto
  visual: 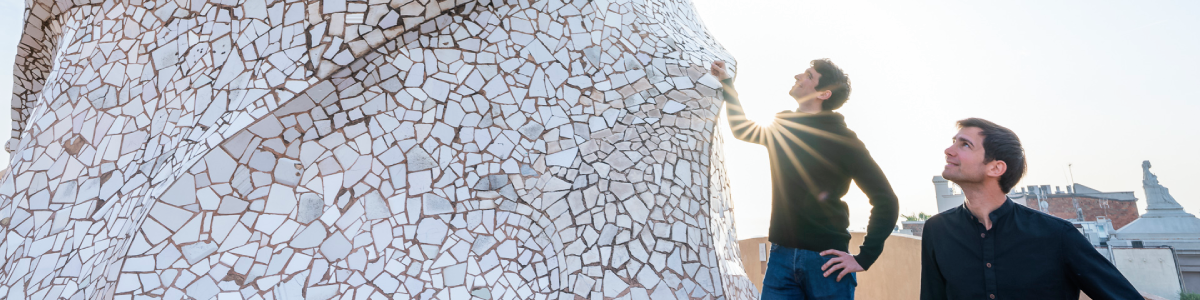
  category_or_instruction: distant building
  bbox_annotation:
[1076,216,1117,247]
[1024,183,1141,230]
[1110,161,1200,295]
[932,176,966,213]
[737,236,771,292]
[1101,247,1186,300]
[900,220,925,237]
[926,175,1140,230]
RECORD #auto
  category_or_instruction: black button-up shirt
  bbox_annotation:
[921,198,1142,300]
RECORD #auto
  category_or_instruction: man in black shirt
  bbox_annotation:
[710,60,899,299]
[921,118,1142,300]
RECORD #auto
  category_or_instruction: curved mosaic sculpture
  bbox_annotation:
[0,0,755,299]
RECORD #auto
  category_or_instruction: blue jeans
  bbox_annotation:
[761,244,857,300]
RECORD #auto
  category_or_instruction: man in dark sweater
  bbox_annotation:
[709,59,899,299]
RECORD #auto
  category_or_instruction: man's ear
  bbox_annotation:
[986,160,1007,178]
[816,90,833,101]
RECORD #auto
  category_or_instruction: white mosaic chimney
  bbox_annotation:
[0,0,757,299]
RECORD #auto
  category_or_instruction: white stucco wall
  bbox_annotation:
[1111,248,1183,300]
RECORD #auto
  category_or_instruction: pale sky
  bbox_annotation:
[0,0,17,156]
[1,0,1198,239]
[691,0,1200,237]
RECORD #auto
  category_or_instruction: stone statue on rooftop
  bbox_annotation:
[1142,160,1158,185]
[1141,160,1188,216]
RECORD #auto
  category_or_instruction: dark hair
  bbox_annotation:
[811,58,852,111]
[956,118,1027,193]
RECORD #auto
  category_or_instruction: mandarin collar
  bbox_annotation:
[960,197,1016,224]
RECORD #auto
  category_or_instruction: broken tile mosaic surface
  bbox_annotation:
[1,0,757,299]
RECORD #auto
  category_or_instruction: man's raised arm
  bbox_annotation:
[711,61,768,145]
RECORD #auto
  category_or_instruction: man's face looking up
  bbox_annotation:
[943,127,990,185]
[790,67,823,102]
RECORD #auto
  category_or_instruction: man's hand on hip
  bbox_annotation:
[819,249,863,282]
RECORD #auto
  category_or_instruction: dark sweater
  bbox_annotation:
[720,78,899,270]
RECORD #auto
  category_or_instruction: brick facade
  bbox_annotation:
[1026,195,1139,230]
[902,221,926,237]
